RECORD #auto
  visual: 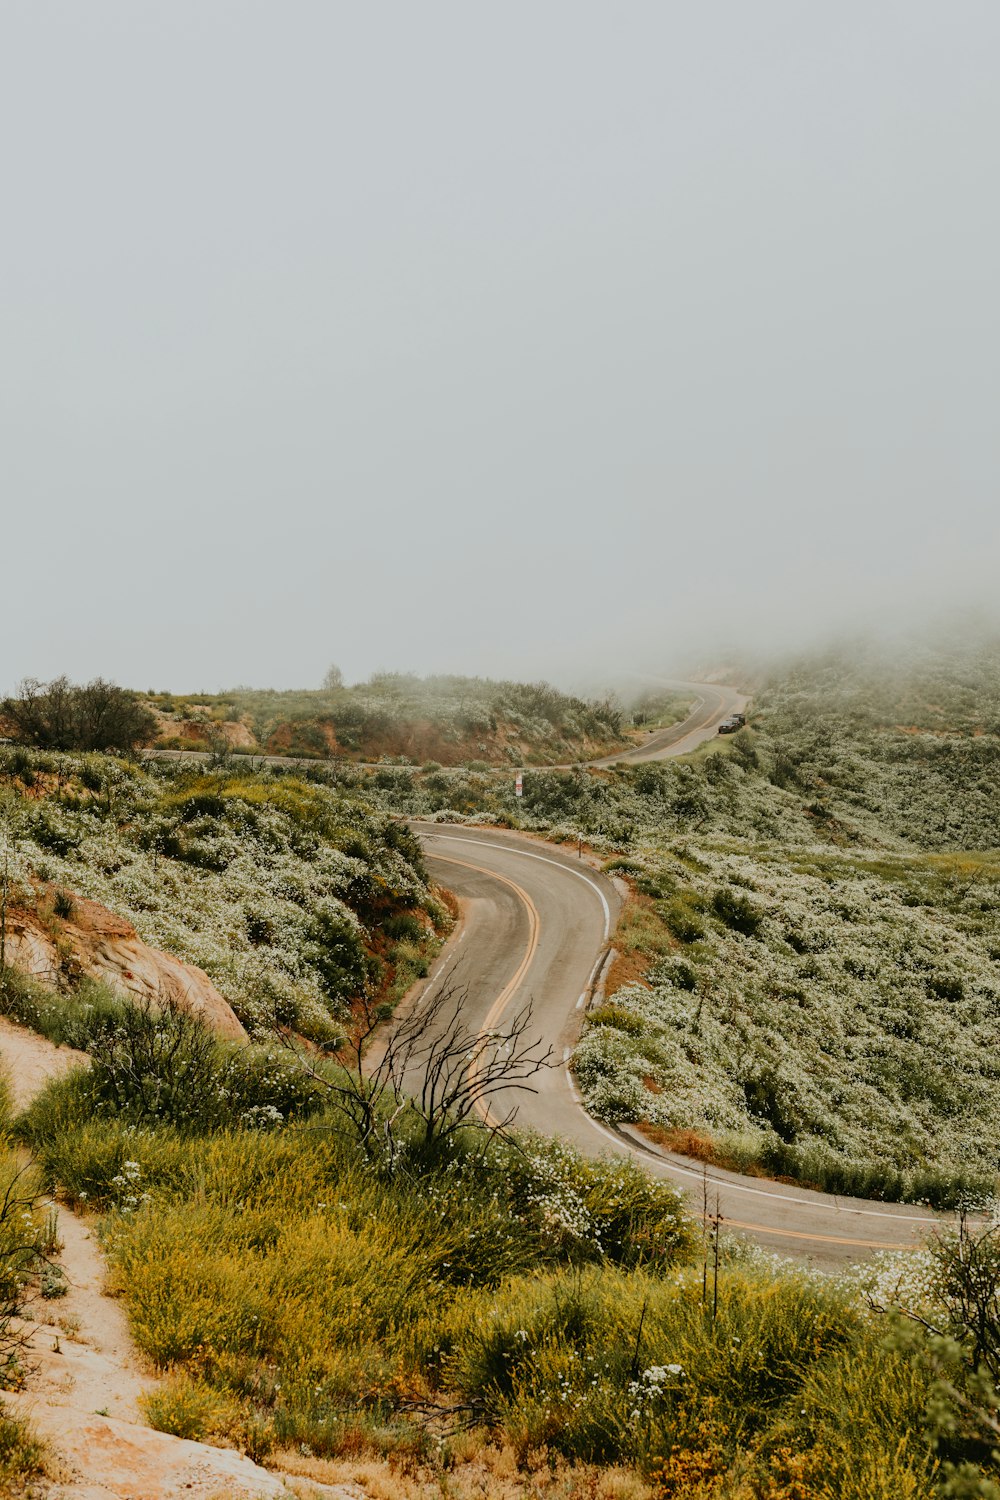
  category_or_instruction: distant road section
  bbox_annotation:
[143,680,748,774]
[590,681,750,766]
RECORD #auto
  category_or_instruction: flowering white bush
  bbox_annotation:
[576,835,1000,1199]
[627,1362,685,1418]
[0,755,437,1038]
[109,1158,150,1215]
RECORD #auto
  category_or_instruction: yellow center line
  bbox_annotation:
[425,851,540,1128]
[723,1219,918,1250]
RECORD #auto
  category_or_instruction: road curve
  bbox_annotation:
[413,822,947,1270]
[590,681,750,767]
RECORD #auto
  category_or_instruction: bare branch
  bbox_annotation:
[272,967,554,1170]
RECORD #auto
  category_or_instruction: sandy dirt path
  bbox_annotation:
[0,1012,353,1499]
[0,1015,86,1111]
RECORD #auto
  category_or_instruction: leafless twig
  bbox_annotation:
[277,973,554,1171]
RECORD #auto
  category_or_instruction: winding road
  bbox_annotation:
[143,679,748,773]
[413,823,945,1269]
[150,676,944,1265]
[590,680,749,765]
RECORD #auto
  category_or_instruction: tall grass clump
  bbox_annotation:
[0,1409,49,1491]
[0,969,129,1050]
[0,1075,53,1483]
[444,1264,945,1493]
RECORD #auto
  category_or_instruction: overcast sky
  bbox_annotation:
[2,3,998,693]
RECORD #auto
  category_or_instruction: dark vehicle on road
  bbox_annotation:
[718,714,746,735]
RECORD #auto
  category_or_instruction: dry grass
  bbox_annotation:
[276,1442,653,1499]
[639,1125,718,1164]
[604,894,674,993]
[434,884,461,926]
[637,1125,810,1189]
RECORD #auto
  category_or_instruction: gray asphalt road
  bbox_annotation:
[589,680,750,766]
[414,823,947,1269]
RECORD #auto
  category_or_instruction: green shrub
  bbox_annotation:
[0,1068,12,1136]
[0,970,129,1050]
[82,1000,326,1133]
[649,957,698,992]
[12,997,326,1145]
[710,886,763,936]
[754,1137,994,1211]
[306,908,372,1002]
[140,1369,236,1442]
[0,1408,48,1487]
[39,1263,68,1299]
[52,887,75,919]
[0,1145,49,1395]
[13,1067,95,1155]
[382,912,426,942]
[587,1004,646,1037]
[660,897,705,943]
[499,1136,694,1270]
[2,676,156,753]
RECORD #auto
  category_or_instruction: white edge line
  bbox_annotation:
[565,1065,583,1104]
[618,1134,941,1225]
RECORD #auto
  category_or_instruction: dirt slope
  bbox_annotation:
[0,1016,85,1110]
[0,1017,352,1499]
[4,891,244,1039]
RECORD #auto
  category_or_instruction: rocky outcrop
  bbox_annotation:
[3,891,245,1040]
[17,1405,306,1498]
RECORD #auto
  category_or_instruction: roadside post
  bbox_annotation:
[515,771,523,799]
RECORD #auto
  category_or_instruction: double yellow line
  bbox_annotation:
[427,851,540,1130]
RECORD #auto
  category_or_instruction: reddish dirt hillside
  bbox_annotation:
[3,888,244,1039]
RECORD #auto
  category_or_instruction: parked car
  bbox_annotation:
[718,714,746,735]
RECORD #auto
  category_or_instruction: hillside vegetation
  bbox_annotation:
[0,748,443,1045]
[350,639,1000,1206]
[0,654,997,1493]
[12,1009,998,1499]
[144,675,691,767]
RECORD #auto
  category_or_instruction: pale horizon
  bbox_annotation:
[3,2,998,696]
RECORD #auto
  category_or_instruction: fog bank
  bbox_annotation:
[2,3,997,694]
